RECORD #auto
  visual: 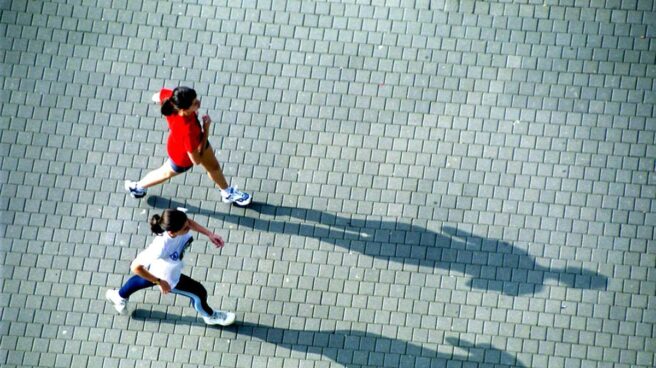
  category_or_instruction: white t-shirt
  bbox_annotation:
[131,232,193,288]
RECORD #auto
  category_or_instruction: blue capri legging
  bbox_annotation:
[118,274,213,316]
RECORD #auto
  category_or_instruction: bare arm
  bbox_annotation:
[187,115,211,165]
[130,263,172,294]
[198,115,211,152]
[188,218,225,248]
[187,150,202,165]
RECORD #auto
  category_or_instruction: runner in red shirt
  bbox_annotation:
[124,86,251,206]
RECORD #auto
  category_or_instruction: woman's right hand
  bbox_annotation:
[208,233,225,248]
[158,279,172,294]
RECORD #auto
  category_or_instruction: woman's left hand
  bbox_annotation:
[202,114,211,128]
[208,233,224,248]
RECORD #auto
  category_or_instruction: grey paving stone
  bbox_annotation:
[2,0,655,367]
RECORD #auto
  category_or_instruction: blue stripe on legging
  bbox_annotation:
[171,289,212,317]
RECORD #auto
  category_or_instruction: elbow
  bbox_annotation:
[188,153,201,165]
[131,263,144,274]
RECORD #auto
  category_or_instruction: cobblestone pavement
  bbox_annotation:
[1,0,655,367]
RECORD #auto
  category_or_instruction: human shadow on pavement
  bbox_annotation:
[132,309,527,367]
[147,197,608,296]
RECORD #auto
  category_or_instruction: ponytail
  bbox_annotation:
[150,214,165,234]
[150,209,188,234]
[161,98,176,116]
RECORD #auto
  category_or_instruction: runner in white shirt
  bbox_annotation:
[105,209,235,326]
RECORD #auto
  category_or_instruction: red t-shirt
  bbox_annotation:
[159,88,202,168]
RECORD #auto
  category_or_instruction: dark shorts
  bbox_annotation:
[167,159,192,174]
[166,141,211,173]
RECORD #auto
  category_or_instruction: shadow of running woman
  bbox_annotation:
[132,309,528,367]
[147,197,608,297]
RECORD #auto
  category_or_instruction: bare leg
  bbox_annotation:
[137,163,180,188]
[199,144,229,190]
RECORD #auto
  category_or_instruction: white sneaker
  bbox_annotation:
[202,310,236,326]
[221,186,252,207]
[105,289,128,315]
[124,180,147,199]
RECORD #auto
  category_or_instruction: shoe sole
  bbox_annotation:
[130,192,146,199]
[204,313,236,326]
[233,199,252,207]
[224,196,252,207]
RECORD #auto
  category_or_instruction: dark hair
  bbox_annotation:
[150,209,188,234]
[161,86,197,116]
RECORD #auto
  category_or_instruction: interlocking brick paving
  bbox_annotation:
[1,0,654,367]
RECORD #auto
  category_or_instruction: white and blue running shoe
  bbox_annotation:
[221,186,252,207]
